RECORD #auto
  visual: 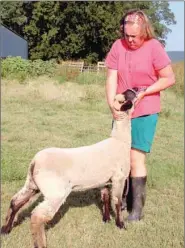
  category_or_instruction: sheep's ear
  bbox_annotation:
[122,89,137,101]
[115,94,125,102]
[120,100,133,111]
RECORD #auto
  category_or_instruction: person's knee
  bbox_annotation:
[130,149,146,177]
[131,163,146,176]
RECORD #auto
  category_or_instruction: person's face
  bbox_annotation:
[124,23,145,50]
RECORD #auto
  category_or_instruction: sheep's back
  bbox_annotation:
[32,138,130,191]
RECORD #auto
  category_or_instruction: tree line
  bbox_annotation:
[1,1,176,63]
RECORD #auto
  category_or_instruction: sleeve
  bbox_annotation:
[105,40,119,70]
[152,40,171,71]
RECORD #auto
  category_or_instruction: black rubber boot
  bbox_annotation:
[127,176,147,222]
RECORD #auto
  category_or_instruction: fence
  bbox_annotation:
[57,61,107,84]
[60,61,85,72]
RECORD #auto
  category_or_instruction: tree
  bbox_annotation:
[0,1,176,62]
[0,1,27,36]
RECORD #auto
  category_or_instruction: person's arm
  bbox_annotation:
[105,68,118,111]
[136,64,175,103]
[105,68,125,120]
[145,64,175,95]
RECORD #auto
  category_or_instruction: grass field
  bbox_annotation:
[1,63,184,248]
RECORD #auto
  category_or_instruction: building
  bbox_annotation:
[0,24,28,59]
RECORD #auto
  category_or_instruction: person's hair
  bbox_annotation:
[120,9,155,40]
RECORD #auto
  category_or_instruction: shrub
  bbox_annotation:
[1,57,30,81]
[30,59,57,77]
[1,56,57,81]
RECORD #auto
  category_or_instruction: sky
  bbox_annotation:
[165,1,184,51]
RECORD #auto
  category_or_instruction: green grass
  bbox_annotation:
[172,62,184,96]
[1,64,184,248]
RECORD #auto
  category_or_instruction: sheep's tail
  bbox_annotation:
[24,159,39,191]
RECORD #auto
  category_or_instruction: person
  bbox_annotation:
[105,9,175,221]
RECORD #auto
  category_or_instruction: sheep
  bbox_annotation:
[1,89,137,248]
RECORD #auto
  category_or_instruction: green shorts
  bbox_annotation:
[131,114,158,153]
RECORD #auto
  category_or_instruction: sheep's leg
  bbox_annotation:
[13,192,41,226]
[101,187,111,222]
[112,177,126,229]
[115,198,124,229]
[1,187,38,234]
[31,184,72,248]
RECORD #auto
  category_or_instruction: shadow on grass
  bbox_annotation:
[13,188,112,231]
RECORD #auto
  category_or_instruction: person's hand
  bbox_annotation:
[110,107,125,120]
[128,91,146,119]
[134,91,146,107]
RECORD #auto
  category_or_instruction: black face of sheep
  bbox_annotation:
[123,88,138,102]
[120,100,133,111]
[120,88,138,111]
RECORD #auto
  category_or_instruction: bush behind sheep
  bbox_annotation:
[1,57,57,82]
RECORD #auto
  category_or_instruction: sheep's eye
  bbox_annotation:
[119,100,124,104]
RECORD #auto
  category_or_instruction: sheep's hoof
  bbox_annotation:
[33,246,46,248]
[33,242,46,248]
[116,221,126,230]
[103,216,111,223]
[1,225,11,235]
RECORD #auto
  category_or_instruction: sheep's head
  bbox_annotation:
[114,88,138,112]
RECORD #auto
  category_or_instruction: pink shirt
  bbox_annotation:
[105,38,171,118]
